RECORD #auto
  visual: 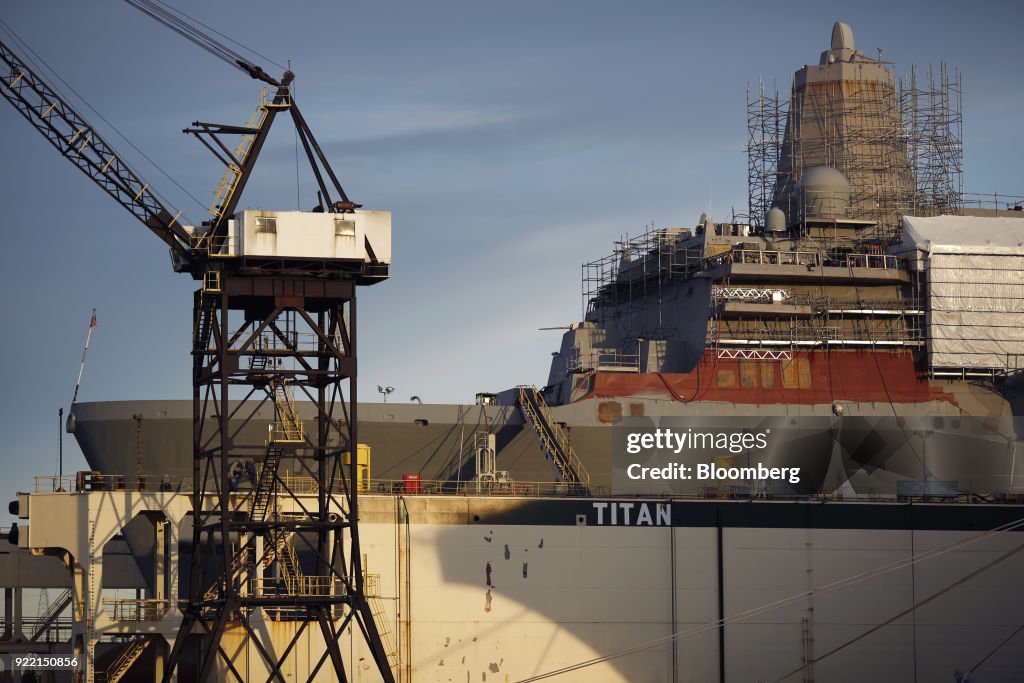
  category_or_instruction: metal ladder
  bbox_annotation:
[249,447,284,523]
[516,386,590,491]
[208,99,270,220]
[194,298,217,353]
[364,572,400,671]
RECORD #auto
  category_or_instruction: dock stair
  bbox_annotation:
[29,588,71,642]
[99,635,153,683]
[268,377,304,443]
[274,530,302,595]
[249,446,284,523]
[203,545,254,603]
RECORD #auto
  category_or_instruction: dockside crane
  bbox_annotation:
[1,7,396,682]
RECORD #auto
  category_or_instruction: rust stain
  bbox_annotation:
[597,401,622,423]
[739,360,757,388]
[781,359,799,389]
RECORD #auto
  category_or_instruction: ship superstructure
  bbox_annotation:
[542,22,1024,497]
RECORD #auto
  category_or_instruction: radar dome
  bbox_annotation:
[797,166,851,219]
[765,207,787,232]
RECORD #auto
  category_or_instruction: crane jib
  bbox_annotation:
[0,38,192,263]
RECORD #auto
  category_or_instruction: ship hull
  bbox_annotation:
[70,377,1024,499]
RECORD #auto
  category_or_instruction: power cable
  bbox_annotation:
[0,17,205,215]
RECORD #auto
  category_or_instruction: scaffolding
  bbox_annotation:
[746,80,787,232]
[901,63,963,217]
[747,63,963,240]
[581,227,704,334]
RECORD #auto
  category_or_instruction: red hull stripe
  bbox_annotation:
[583,350,954,406]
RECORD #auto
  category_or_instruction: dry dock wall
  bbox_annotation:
[352,495,1024,683]
[9,491,1024,682]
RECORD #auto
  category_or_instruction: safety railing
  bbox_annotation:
[566,350,640,373]
[104,598,171,622]
[961,192,1024,212]
[249,576,342,598]
[21,617,72,643]
[731,249,901,270]
[26,473,1024,504]
[709,325,921,344]
[34,473,601,497]
[232,330,331,354]
[36,473,167,493]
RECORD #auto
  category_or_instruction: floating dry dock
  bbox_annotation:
[4,478,1024,681]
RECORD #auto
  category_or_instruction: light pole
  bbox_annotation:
[57,407,63,491]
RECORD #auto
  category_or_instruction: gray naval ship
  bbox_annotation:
[69,21,1024,500]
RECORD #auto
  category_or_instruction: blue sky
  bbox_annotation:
[0,0,1021,502]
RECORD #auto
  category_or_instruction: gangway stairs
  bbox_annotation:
[516,386,590,492]
[29,588,71,642]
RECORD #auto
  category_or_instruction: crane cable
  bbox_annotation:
[514,515,1024,682]
[0,17,205,216]
[123,0,287,85]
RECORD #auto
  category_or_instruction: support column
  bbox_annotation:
[155,519,166,602]
[4,587,11,639]
[154,639,165,683]
[12,587,22,640]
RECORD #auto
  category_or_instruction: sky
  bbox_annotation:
[0,0,1021,507]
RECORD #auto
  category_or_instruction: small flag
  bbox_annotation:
[90,310,97,328]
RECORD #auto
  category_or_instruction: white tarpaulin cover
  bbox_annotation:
[900,215,1024,370]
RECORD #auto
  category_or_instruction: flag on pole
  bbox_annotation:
[90,309,97,327]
